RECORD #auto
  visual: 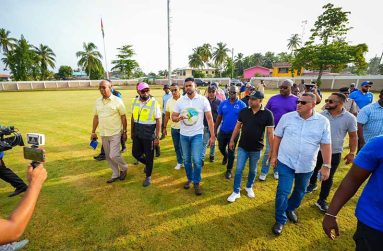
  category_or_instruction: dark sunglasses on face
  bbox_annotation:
[325,99,337,104]
[279,86,289,89]
[208,90,216,93]
[296,100,308,105]
[140,89,149,93]
[171,89,178,93]
[229,91,237,95]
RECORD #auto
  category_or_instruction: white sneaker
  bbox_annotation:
[259,173,267,181]
[227,192,240,203]
[245,187,255,198]
[174,163,182,170]
[274,172,279,180]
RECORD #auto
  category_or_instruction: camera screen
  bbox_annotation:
[23,147,45,162]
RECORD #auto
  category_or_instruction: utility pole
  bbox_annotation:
[231,48,234,79]
[167,0,172,85]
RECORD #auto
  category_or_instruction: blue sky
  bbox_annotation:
[1,0,382,73]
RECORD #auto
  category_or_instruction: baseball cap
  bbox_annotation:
[249,90,264,99]
[208,85,217,91]
[361,81,373,87]
[350,83,356,87]
[281,79,294,87]
[163,84,170,89]
[137,82,150,91]
[339,87,350,94]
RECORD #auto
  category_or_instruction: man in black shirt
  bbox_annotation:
[202,85,221,163]
[227,91,274,203]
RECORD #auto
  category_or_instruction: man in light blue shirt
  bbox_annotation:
[349,81,374,109]
[160,84,172,140]
[270,93,332,235]
[357,89,383,149]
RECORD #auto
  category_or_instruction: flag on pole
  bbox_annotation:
[101,18,105,38]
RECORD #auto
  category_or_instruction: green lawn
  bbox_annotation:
[0,88,362,250]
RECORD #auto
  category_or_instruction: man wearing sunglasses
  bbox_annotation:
[215,86,247,179]
[131,82,161,187]
[306,93,357,213]
[349,81,374,109]
[259,79,298,181]
[270,93,332,235]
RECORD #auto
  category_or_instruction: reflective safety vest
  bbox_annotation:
[131,97,159,139]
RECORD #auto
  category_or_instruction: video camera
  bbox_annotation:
[0,126,45,168]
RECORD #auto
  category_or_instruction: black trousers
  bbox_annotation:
[132,136,154,177]
[309,152,342,201]
[354,220,383,251]
[0,159,27,190]
[218,132,239,171]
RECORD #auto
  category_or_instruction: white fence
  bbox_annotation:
[251,75,383,92]
[0,78,231,91]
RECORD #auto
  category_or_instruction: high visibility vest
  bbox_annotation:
[131,97,158,139]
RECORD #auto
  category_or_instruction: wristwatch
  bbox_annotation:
[322,163,331,169]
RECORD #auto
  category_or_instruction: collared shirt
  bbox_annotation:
[265,94,298,126]
[94,94,126,137]
[237,105,274,151]
[162,92,172,114]
[357,102,383,143]
[173,93,211,136]
[166,97,181,129]
[218,98,247,133]
[349,90,374,109]
[321,109,357,153]
[354,136,383,232]
[275,111,331,173]
[204,97,221,126]
[343,98,359,114]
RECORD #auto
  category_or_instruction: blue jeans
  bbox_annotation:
[275,162,313,225]
[202,126,216,160]
[233,147,261,193]
[180,134,203,184]
[171,128,183,164]
[261,136,278,175]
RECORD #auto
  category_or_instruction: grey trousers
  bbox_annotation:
[101,133,128,178]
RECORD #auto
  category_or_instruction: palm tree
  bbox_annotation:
[213,42,229,76]
[111,45,139,79]
[34,44,56,80]
[287,34,302,52]
[76,42,103,79]
[0,28,17,54]
[188,48,203,69]
[234,53,244,77]
[198,43,212,66]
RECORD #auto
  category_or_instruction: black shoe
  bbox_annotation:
[119,170,127,180]
[222,156,228,165]
[184,181,192,189]
[94,154,106,161]
[306,183,318,193]
[209,156,214,162]
[8,186,27,197]
[315,199,329,212]
[225,170,232,179]
[202,161,204,167]
[106,177,119,183]
[120,147,127,153]
[272,222,284,235]
[160,135,165,140]
[143,177,151,187]
[155,151,160,157]
[286,210,298,223]
[194,183,202,196]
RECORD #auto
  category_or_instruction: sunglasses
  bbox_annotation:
[170,89,178,93]
[325,99,339,104]
[279,86,289,89]
[363,85,372,88]
[296,100,308,105]
[229,91,237,95]
[140,89,149,93]
[208,90,216,93]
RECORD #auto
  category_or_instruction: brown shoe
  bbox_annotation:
[107,177,119,183]
[119,170,127,180]
[183,181,192,189]
[194,183,202,196]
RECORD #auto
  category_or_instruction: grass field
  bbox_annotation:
[0,88,364,250]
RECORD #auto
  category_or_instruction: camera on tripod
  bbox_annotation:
[0,126,45,168]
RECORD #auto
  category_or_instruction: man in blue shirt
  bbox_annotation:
[357,89,383,150]
[349,81,374,109]
[215,86,246,179]
[323,136,383,250]
[270,93,332,235]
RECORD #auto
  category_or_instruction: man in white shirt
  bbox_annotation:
[171,78,216,196]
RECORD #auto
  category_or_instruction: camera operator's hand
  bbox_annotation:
[90,133,98,141]
[27,163,47,186]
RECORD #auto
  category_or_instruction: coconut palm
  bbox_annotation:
[0,28,17,54]
[198,43,212,66]
[212,42,229,67]
[188,48,203,69]
[76,42,103,79]
[287,34,302,52]
[34,44,56,80]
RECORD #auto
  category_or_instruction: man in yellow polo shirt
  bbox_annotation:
[91,80,128,183]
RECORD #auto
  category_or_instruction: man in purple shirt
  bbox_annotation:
[259,79,298,181]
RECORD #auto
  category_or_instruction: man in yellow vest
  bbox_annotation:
[131,82,161,187]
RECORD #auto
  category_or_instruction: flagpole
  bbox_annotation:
[101,18,109,79]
